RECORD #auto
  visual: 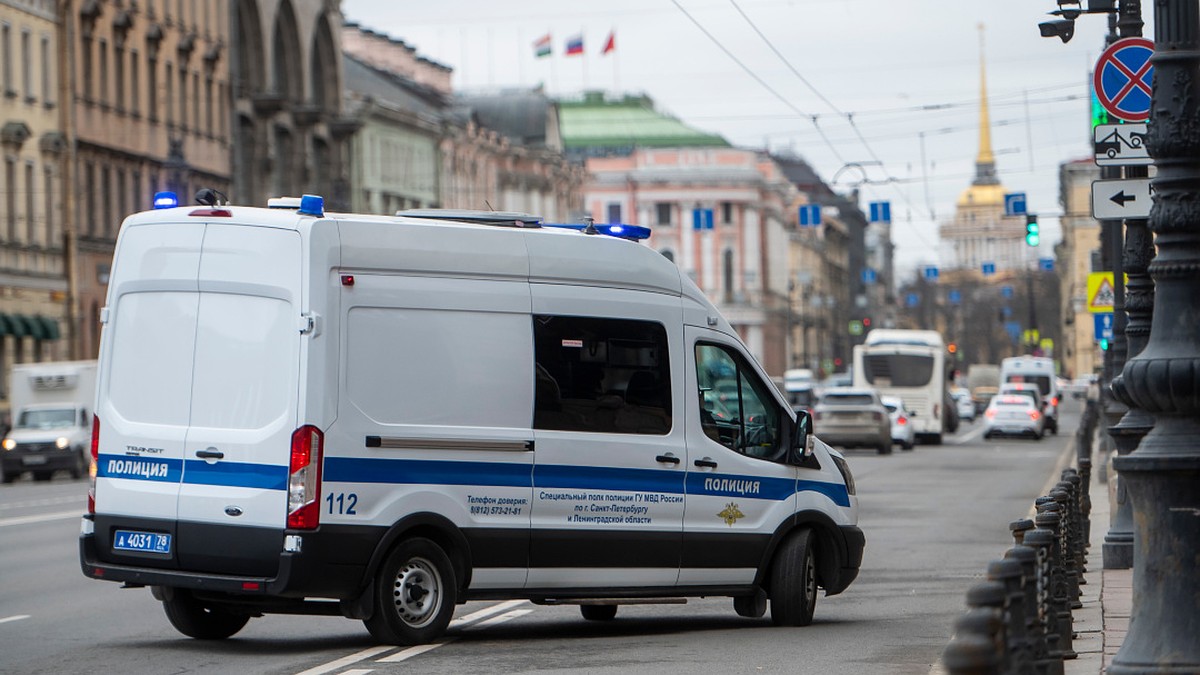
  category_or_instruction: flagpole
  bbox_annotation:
[518,28,525,87]
[581,28,589,91]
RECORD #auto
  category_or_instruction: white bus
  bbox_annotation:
[852,329,949,444]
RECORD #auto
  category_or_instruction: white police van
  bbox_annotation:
[79,193,863,645]
[1000,356,1061,434]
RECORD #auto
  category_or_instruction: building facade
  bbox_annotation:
[0,0,65,405]
[1057,158,1102,380]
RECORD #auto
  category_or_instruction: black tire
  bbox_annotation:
[32,470,53,482]
[580,604,618,621]
[0,466,13,483]
[364,537,457,646]
[876,441,892,455]
[70,450,87,479]
[162,590,250,640]
[734,590,767,618]
[769,528,818,627]
[901,440,914,451]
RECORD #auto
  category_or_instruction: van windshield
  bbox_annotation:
[1006,374,1052,396]
[17,408,76,429]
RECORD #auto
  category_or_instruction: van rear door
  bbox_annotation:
[175,224,302,575]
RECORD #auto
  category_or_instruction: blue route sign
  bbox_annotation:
[869,201,891,223]
[906,293,920,308]
[692,208,714,230]
[982,262,996,277]
[798,204,821,227]
[1004,193,1027,217]
[1094,37,1155,122]
[948,289,962,305]
[1002,285,1014,299]
[923,266,939,282]
[861,268,877,284]
[1094,312,1114,342]
[1040,257,1055,272]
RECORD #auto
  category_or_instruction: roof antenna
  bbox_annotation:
[485,200,496,211]
[582,216,599,235]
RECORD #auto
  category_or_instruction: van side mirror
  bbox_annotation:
[789,410,819,467]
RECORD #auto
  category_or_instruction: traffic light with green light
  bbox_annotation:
[1025,215,1040,247]
[1100,338,1110,351]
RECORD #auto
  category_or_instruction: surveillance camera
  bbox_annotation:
[1039,20,1075,43]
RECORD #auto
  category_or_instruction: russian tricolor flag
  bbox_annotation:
[565,33,584,56]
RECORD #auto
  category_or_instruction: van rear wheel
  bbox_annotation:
[769,528,817,627]
[162,590,250,640]
[364,538,457,645]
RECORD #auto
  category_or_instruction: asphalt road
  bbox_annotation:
[0,401,1082,675]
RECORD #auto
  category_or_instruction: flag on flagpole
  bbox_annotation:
[565,33,584,56]
[534,33,552,58]
[601,30,615,55]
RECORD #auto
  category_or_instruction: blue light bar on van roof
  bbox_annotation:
[153,191,179,209]
[543,222,652,241]
[297,195,325,217]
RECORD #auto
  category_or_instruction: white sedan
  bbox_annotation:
[983,395,1046,440]
[880,396,916,451]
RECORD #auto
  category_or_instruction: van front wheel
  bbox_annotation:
[162,590,250,639]
[769,528,818,627]
[365,538,457,646]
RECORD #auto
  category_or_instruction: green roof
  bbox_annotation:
[559,94,729,149]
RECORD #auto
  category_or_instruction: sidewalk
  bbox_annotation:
[1065,450,1132,675]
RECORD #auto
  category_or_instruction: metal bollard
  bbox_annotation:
[988,558,1035,675]
[1034,506,1076,661]
[1023,528,1065,675]
[1009,518,1034,546]
[1005,545,1049,671]
[944,607,1006,675]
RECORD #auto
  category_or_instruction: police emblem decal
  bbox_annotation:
[718,502,745,526]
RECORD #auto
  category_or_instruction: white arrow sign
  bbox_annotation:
[1091,178,1153,220]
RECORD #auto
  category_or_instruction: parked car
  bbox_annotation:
[951,387,975,423]
[813,388,892,454]
[880,395,916,451]
[983,394,1046,440]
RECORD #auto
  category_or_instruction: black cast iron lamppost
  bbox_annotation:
[1108,1,1200,672]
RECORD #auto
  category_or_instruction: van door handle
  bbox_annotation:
[655,454,681,465]
[694,458,718,469]
[195,449,225,460]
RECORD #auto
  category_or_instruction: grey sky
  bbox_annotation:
[342,0,1148,279]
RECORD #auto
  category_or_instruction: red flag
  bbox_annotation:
[601,30,615,55]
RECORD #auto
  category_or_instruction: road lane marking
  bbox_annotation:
[466,608,533,630]
[0,615,31,625]
[0,510,81,528]
[376,641,451,664]
[947,423,986,445]
[0,495,85,511]
[294,646,394,675]
[297,600,533,673]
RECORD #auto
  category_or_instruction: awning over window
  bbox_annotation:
[0,313,62,340]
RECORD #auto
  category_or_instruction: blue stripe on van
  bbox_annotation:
[182,459,288,491]
[533,464,685,494]
[95,454,288,491]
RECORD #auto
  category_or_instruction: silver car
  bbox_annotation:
[814,388,892,454]
[983,394,1046,440]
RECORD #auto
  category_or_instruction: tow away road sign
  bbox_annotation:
[1094,123,1151,166]
[1092,178,1152,220]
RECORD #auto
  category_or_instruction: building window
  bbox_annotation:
[4,158,15,241]
[101,166,112,238]
[40,35,52,106]
[204,75,213,136]
[192,72,200,137]
[178,66,188,131]
[165,60,173,126]
[655,202,672,226]
[116,169,127,225]
[80,36,92,101]
[723,249,735,301]
[25,162,34,245]
[129,50,139,115]
[43,166,54,246]
[722,201,733,225]
[533,315,672,435]
[21,29,32,102]
[98,39,108,106]
[114,46,125,111]
[147,56,158,122]
[84,162,96,236]
[2,23,12,97]
[660,249,675,263]
[606,202,622,224]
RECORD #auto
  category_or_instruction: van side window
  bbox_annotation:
[533,315,671,435]
[695,343,783,461]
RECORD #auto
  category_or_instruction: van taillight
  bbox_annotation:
[88,415,100,514]
[287,425,323,530]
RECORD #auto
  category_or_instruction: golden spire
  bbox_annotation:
[977,23,994,166]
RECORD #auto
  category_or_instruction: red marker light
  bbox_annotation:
[188,208,233,217]
[341,275,355,286]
